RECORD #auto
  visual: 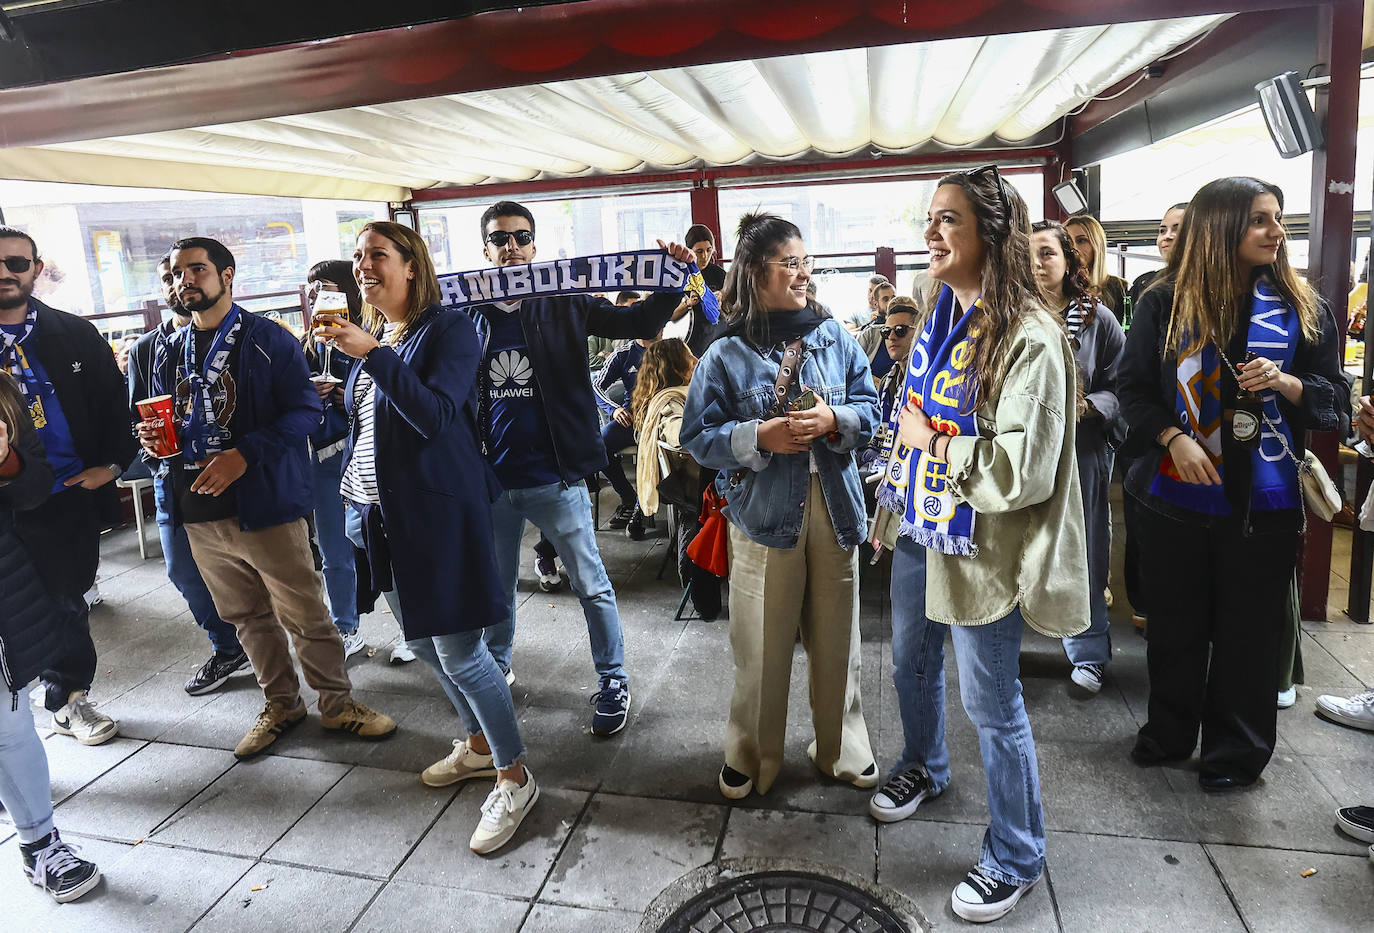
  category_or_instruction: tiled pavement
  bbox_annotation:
[2,494,1372,932]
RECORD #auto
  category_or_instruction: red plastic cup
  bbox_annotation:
[135,395,181,458]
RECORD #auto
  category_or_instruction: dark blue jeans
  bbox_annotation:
[154,472,240,655]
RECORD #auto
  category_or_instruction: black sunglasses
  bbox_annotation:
[880,324,914,339]
[486,230,534,248]
[1,257,34,274]
[968,163,1011,220]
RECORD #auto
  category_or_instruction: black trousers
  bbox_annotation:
[26,487,102,710]
[600,419,638,507]
[1121,483,1149,615]
[1135,506,1298,782]
[674,505,721,617]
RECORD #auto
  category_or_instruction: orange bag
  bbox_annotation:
[687,486,729,577]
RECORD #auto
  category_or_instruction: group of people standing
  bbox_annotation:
[0,168,1355,922]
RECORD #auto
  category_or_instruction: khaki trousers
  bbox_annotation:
[725,474,874,793]
[185,517,351,717]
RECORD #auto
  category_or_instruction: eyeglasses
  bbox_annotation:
[765,255,816,273]
[1,257,33,274]
[968,163,1011,219]
[485,230,534,248]
[880,324,914,339]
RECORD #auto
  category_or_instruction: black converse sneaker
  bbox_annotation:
[868,767,935,823]
[951,868,1038,923]
[21,830,101,903]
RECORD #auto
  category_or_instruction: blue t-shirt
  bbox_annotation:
[481,306,561,490]
[1,323,83,493]
[870,340,895,379]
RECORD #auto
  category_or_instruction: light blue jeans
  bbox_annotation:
[0,684,55,843]
[484,481,626,683]
[313,451,360,636]
[344,506,524,768]
[890,537,1046,887]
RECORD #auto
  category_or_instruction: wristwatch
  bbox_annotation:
[105,462,122,480]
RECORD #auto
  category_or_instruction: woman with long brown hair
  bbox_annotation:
[1031,220,1126,696]
[630,338,722,620]
[321,221,538,854]
[873,167,1087,923]
[1118,176,1343,790]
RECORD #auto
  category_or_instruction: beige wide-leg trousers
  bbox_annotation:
[724,474,874,793]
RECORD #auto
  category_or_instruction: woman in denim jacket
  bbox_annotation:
[681,212,881,802]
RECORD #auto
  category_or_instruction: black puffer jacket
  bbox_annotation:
[0,417,68,707]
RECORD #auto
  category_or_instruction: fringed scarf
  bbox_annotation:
[876,285,982,556]
[1148,275,1301,515]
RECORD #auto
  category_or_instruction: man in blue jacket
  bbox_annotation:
[469,201,690,736]
[136,237,396,760]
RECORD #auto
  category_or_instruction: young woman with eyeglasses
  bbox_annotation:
[1117,177,1344,791]
[681,212,881,803]
[872,167,1088,923]
[1031,220,1126,697]
[1066,215,1129,318]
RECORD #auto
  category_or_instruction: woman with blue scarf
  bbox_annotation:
[1118,177,1343,791]
[869,167,1088,924]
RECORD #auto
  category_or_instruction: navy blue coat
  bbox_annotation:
[342,306,505,638]
[145,308,322,532]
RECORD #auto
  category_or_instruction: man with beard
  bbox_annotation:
[127,252,249,695]
[0,226,134,746]
[135,237,396,758]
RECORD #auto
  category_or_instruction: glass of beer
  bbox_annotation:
[311,283,347,386]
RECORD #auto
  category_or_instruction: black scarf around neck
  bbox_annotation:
[720,304,828,348]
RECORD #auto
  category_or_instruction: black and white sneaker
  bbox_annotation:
[951,869,1038,923]
[590,676,631,736]
[1336,805,1374,843]
[21,830,101,903]
[1069,663,1104,697]
[607,503,636,529]
[869,767,935,823]
[184,649,251,696]
[536,553,563,593]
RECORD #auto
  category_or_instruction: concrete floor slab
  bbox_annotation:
[1209,844,1374,933]
[396,783,589,898]
[265,764,453,877]
[189,862,380,933]
[352,879,528,932]
[149,755,350,857]
[38,733,148,807]
[1047,832,1243,931]
[520,902,641,933]
[98,670,224,742]
[53,742,238,842]
[720,808,878,881]
[542,794,723,913]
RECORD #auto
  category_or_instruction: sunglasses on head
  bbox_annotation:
[1,257,34,274]
[880,324,914,339]
[486,230,534,248]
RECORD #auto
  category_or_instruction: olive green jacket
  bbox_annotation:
[930,308,1090,636]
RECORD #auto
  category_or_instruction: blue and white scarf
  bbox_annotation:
[876,286,982,556]
[176,305,242,462]
[1149,275,1301,514]
[0,300,39,407]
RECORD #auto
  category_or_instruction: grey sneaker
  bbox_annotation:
[51,691,118,746]
[340,630,367,659]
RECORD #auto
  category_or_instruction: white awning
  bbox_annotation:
[9,14,1226,200]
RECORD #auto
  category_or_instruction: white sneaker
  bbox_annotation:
[421,739,498,788]
[51,691,118,746]
[1277,686,1297,709]
[83,584,102,608]
[503,668,516,687]
[340,631,367,659]
[952,869,1038,923]
[1315,688,1374,731]
[389,642,416,664]
[1069,663,1104,696]
[470,768,539,854]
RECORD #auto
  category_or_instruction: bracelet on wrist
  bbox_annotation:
[927,431,946,458]
[1165,432,1187,451]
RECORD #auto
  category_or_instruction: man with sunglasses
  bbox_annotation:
[856,276,899,380]
[468,200,691,737]
[0,226,135,746]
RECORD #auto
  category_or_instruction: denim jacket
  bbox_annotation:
[681,319,879,548]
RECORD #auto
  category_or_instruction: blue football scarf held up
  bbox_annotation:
[876,285,982,556]
[436,250,720,323]
[1148,275,1300,515]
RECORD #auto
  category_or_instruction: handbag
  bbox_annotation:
[686,485,729,577]
[655,460,704,513]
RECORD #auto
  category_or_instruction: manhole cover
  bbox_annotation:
[657,870,911,933]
